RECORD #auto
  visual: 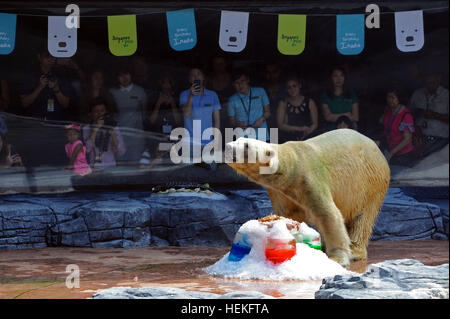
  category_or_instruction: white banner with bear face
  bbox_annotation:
[219,11,249,53]
[394,10,425,52]
[48,16,77,57]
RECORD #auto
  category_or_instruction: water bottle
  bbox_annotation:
[228,231,252,262]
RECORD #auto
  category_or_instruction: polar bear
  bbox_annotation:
[225,129,390,266]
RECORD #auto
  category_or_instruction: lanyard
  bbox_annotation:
[239,88,252,125]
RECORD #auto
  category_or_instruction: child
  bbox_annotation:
[65,124,91,175]
[0,134,23,168]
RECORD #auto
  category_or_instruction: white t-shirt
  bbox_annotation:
[409,86,449,138]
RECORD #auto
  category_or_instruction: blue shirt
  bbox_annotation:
[179,88,221,145]
[228,87,270,140]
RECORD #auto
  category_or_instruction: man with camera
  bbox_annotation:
[409,67,449,158]
[20,49,71,121]
[179,66,221,167]
[18,49,73,167]
[82,98,126,169]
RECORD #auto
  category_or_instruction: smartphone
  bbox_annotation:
[9,145,21,166]
[193,79,201,94]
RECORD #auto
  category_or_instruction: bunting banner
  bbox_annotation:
[0,13,17,55]
[0,6,443,56]
[277,14,307,55]
[336,14,365,55]
[219,10,249,53]
[107,15,138,56]
[395,10,425,52]
[48,16,77,57]
[166,9,197,51]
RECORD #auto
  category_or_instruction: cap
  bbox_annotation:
[65,123,81,131]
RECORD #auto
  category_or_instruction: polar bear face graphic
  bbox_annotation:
[219,11,249,53]
[48,16,77,57]
[395,11,424,52]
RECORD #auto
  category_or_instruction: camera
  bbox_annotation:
[100,113,117,128]
[44,72,57,82]
[95,114,117,153]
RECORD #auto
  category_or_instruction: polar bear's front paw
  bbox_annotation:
[350,244,367,261]
[328,249,351,267]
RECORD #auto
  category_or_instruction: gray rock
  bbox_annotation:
[150,236,170,246]
[92,286,274,299]
[0,201,55,249]
[218,291,276,299]
[372,188,448,240]
[315,259,449,299]
[0,188,448,249]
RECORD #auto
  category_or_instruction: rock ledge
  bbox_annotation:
[315,259,449,299]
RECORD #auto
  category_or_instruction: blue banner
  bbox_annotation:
[336,14,365,55]
[166,9,197,51]
[0,13,17,55]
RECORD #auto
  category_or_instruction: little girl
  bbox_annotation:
[65,124,91,175]
[0,134,23,168]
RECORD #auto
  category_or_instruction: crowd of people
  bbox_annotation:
[0,49,448,175]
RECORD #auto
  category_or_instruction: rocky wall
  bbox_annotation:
[0,188,447,250]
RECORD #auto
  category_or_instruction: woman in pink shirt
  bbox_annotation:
[65,124,91,175]
[383,89,416,167]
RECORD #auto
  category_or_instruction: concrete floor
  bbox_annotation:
[0,240,448,299]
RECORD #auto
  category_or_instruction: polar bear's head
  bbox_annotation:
[225,137,279,178]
